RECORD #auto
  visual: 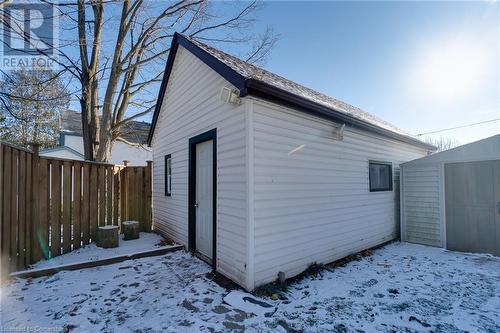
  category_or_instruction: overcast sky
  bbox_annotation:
[237,1,499,145]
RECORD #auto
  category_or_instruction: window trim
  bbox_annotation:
[165,154,172,196]
[369,160,393,192]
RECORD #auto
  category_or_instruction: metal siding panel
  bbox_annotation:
[445,161,499,256]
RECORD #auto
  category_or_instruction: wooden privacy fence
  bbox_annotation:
[0,142,152,277]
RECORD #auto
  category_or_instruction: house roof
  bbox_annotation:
[148,33,435,150]
[61,110,151,144]
[39,146,85,159]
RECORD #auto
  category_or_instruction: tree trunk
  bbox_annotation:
[77,0,103,161]
[95,129,112,162]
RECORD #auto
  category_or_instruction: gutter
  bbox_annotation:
[244,79,436,151]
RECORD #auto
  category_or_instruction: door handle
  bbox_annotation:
[194,203,199,208]
[497,202,500,214]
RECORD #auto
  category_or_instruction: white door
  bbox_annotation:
[195,140,213,260]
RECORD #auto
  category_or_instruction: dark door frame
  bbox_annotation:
[188,128,217,268]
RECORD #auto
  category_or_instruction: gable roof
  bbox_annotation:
[39,146,85,159]
[61,110,151,144]
[148,33,434,150]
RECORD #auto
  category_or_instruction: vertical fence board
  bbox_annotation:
[131,168,138,222]
[25,153,32,266]
[145,161,152,231]
[0,144,4,280]
[137,168,144,229]
[106,166,113,225]
[1,146,10,276]
[30,147,40,263]
[128,168,134,221]
[113,167,120,227]
[138,168,143,227]
[73,162,82,250]
[50,160,62,258]
[89,164,98,241]
[98,166,106,226]
[10,149,19,270]
[121,165,129,221]
[62,161,72,253]
[82,163,91,245]
[38,159,49,260]
[17,151,26,269]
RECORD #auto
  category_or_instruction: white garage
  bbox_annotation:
[148,33,435,290]
[401,135,500,256]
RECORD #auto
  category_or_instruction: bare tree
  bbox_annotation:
[0,69,70,148]
[1,0,277,161]
[423,136,460,152]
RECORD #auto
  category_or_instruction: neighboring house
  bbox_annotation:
[401,134,500,256]
[39,145,85,161]
[40,110,152,166]
[148,33,435,291]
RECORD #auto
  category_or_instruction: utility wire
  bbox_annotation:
[417,117,500,136]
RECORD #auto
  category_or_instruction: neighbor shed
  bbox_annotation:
[401,135,500,256]
[148,33,435,290]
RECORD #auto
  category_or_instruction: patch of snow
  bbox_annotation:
[122,221,139,226]
[223,290,275,317]
[98,225,118,230]
[0,242,498,332]
[30,232,165,270]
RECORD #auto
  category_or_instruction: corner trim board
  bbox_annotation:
[245,100,255,290]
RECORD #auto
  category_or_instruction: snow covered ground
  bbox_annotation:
[1,242,498,332]
[31,232,166,270]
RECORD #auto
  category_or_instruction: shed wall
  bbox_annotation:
[401,164,443,247]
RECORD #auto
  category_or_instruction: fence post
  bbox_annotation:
[146,160,152,231]
[30,144,42,263]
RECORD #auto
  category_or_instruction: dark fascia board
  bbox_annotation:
[147,33,436,151]
[245,79,435,151]
[147,33,246,146]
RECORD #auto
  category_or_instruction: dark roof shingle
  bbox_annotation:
[187,36,409,137]
[148,33,434,150]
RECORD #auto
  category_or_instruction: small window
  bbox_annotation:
[165,154,172,196]
[369,161,392,192]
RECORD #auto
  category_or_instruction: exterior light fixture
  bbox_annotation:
[220,86,241,105]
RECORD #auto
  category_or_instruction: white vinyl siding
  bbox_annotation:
[151,46,247,286]
[250,99,428,286]
[401,165,442,247]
